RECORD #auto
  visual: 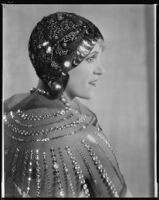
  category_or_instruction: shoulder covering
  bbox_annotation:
[4,97,127,197]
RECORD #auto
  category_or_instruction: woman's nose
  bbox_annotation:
[93,62,105,75]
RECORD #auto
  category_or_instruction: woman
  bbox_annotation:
[4,12,130,197]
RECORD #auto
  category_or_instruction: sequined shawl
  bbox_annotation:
[3,93,127,197]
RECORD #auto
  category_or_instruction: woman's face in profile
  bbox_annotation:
[65,40,105,100]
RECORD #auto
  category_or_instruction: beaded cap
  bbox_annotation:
[28,12,104,98]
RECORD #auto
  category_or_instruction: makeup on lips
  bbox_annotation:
[88,80,98,86]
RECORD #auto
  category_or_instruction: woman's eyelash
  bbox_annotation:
[86,55,97,62]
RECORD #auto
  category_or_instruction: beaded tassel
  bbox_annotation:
[65,146,90,198]
[7,147,20,196]
[94,131,120,167]
[58,148,76,197]
[50,148,65,197]
[21,150,29,191]
[26,150,33,195]
[95,130,126,187]
[81,139,119,198]
[35,149,41,197]
[42,152,52,196]
[11,148,20,180]
[76,147,97,186]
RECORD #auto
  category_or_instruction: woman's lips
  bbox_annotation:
[88,80,98,86]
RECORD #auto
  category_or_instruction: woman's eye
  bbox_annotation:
[86,56,96,63]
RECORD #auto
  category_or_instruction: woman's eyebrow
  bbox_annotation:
[88,51,99,56]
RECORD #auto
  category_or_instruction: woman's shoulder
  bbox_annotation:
[73,98,97,118]
[4,96,127,197]
[4,93,30,113]
[4,123,126,197]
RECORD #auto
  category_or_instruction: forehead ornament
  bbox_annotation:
[76,51,80,56]
[64,61,71,68]
[78,46,86,52]
[43,41,49,47]
[38,41,50,49]
[90,40,96,45]
[83,40,92,48]
[46,46,52,54]
[78,46,90,56]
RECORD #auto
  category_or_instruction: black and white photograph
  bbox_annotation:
[2,4,156,198]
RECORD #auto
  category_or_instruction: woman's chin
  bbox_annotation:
[77,91,94,100]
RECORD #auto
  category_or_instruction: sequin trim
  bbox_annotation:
[42,152,52,196]
[6,131,24,142]
[76,146,97,186]
[81,139,119,197]
[5,122,88,144]
[15,107,71,121]
[11,148,20,180]
[58,147,76,197]
[21,150,29,191]
[35,149,41,197]
[26,150,33,195]
[4,114,87,136]
[94,131,118,164]
[65,146,90,197]
[8,110,74,128]
[5,114,86,136]
[36,123,88,143]
[50,148,65,197]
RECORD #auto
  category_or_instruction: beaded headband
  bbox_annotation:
[28,12,104,98]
